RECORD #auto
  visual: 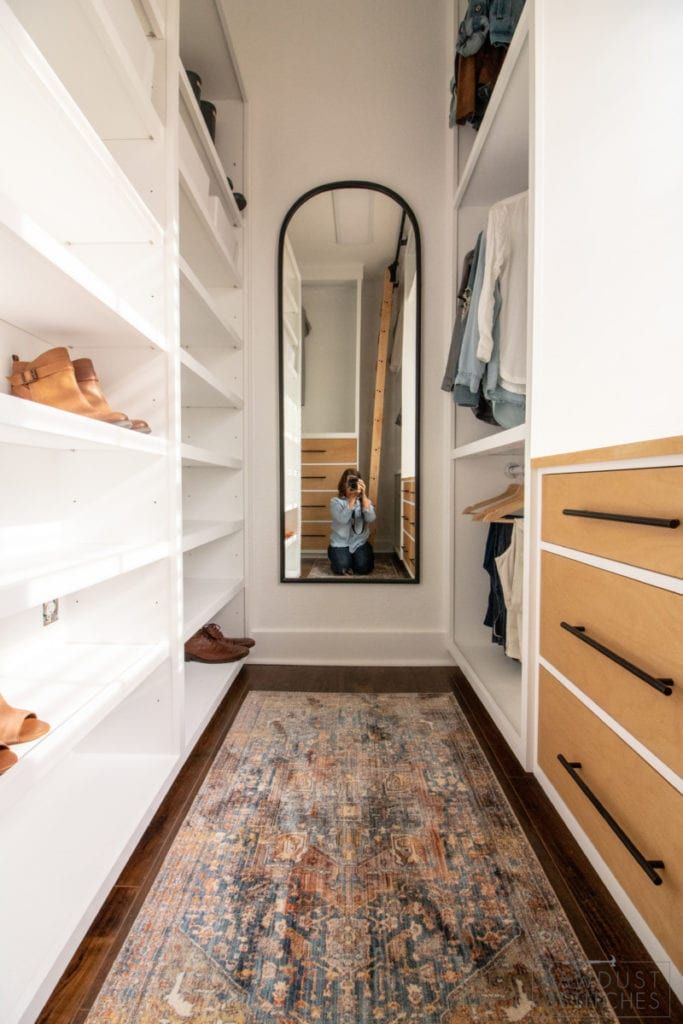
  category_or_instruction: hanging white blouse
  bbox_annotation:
[476,190,528,395]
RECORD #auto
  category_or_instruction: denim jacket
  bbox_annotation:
[456,0,525,57]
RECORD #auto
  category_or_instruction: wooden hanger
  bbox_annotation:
[471,484,523,519]
[462,484,520,515]
[479,487,525,522]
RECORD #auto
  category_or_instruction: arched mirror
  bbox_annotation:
[278,182,420,583]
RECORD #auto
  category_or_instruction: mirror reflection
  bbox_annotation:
[280,185,419,582]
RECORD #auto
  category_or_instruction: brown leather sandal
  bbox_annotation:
[0,695,50,745]
[0,742,18,775]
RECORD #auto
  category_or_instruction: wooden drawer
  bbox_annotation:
[403,530,415,560]
[302,438,357,464]
[402,478,416,498]
[300,529,329,551]
[542,467,683,577]
[301,494,332,522]
[541,551,682,774]
[404,555,415,576]
[539,667,683,970]
[301,466,346,491]
[401,501,416,531]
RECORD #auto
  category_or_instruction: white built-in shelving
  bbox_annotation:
[448,2,532,768]
[0,0,248,1021]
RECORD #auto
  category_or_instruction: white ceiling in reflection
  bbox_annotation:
[287,189,403,277]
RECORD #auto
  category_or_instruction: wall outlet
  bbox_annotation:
[42,599,59,626]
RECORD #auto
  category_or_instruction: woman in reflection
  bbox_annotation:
[328,468,376,576]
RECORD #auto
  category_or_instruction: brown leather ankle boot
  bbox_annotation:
[72,358,151,434]
[8,350,132,427]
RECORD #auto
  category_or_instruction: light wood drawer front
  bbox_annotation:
[301,491,333,523]
[402,478,416,498]
[539,667,683,970]
[302,438,357,464]
[300,529,328,551]
[301,466,347,491]
[401,504,416,531]
[404,555,415,576]
[541,551,682,774]
[542,468,683,577]
[403,531,415,560]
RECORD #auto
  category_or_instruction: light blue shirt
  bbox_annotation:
[329,496,376,553]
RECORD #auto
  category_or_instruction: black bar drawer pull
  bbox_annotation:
[557,755,665,886]
[302,475,326,480]
[562,508,680,529]
[560,622,674,696]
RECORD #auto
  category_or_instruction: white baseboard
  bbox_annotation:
[249,629,453,665]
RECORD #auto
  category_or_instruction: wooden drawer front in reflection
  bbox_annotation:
[300,530,329,551]
[539,667,683,970]
[302,491,334,522]
[541,551,682,774]
[402,477,416,499]
[300,466,348,491]
[403,531,415,561]
[405,555,415,577]
[302,438,357,464]
[542,468,683,577]
[402,501,416,532]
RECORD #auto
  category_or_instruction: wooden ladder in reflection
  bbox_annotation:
[368,268,395,514]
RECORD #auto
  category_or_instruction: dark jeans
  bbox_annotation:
[327,542,374,576]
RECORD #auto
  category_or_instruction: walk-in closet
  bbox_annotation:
[0,2,681,1023]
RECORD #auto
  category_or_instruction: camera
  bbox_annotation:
[347,476,359,491]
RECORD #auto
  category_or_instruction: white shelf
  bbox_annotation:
[283,281,300,314]
[182,518,243,552]
[284,316,300,349]
[180,257,242,348]
[184,660,243,751]
[139,0,165,39]
[0,1,162,246]
[2,749,177,1024]
[450,637,523,745]
[181,442,242,469]
[0,393,167,454]
[0,194,168,353]
[0,537,169,619]
[284,534,298,548]
[453,6,530,210]
[452,424,527,459]
[180,348,243,407]
[7,0,163,143]
[179,167,242,288]
[0,641,168,810]
[183,576,243,640]
[179,0,243,102]
[179,66,242,226]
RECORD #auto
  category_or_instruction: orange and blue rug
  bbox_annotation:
[87,692,617,1022]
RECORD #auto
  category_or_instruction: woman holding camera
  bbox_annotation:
[328,467,376,576]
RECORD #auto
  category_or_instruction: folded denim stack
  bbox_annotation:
[449,0,526,130]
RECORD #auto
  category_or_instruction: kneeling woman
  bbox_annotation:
[328,468,376,576]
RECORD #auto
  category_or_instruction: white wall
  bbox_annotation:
[301,283,357,434]
[531,0,683,458]
[225,0,451,662]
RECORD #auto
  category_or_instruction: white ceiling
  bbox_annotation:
[287,188,404,278]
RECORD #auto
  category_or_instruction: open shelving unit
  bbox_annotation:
[0,1,249,1022]
[447,1,532,767]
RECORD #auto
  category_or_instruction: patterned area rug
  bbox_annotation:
[87,693,616,1023]
[306,555,406,580]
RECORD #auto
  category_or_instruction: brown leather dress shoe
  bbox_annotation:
[8,349,132,427]
[184,628,248,663]
[72,358,151,434]
[203,623,256,648]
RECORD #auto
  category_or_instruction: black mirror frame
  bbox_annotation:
[278,180,421,584]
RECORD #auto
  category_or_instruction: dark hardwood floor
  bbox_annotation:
[37,665,682,1024]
